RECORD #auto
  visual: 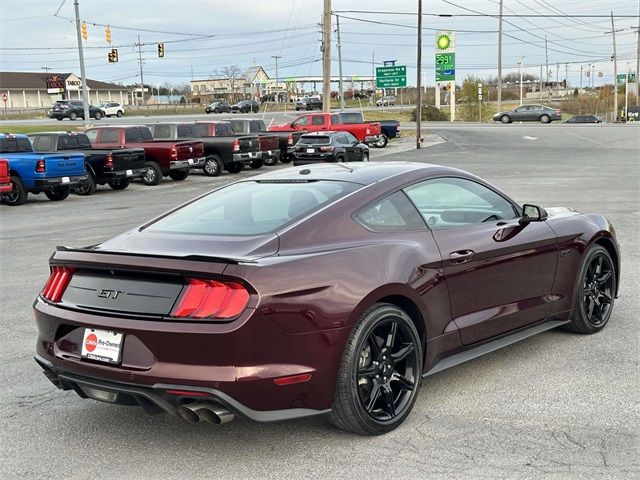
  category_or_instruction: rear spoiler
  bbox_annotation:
[50,246,255,276]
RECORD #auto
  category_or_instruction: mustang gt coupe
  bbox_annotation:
[34,162,619,435]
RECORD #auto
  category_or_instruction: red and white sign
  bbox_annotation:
[81,329,123,364]
[1,93,7,103]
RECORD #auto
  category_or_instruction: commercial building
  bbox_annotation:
[0,71,131,108]
[190,66,270,102]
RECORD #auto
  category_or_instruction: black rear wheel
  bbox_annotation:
[226,163,243,174]
[561,245,616,334]
[69,112,77,121]
[44,187,70,201]
[540,114,551,124]
[373,135,388,148]
[73,171,96,196]
[250,159,263,169]
[203,156,223,177]
[329,303,422,435]
[168,169,189,181]
[1,175,28,206]
[142,161,162,186]
[263,152,280,166]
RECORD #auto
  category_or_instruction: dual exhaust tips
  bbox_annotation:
[176,401,235,425]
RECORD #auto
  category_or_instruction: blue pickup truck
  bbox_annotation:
[0,134,87,206]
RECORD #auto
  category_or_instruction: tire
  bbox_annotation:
[203,155,223,177]
[373,135,388,148]
[69,112,77,121]
[250,159,263,169]
[108,178,130,190]
[540,114,551,124]
[336,155,345,163]
[1,175,28,206]
[263,152,280,166]
[328,303,423,435]
[226,163,243,174]
[94,111,102,120]
[142,161,162,186]
[116,110,123,117]
[280,153,293,164]
[500,115,511,124]
[362,151,369,162]
[73,171,96,196]
[168,169,189,181]
[56,117,63,121]
[561,245,616,334]
[44,187,70,201]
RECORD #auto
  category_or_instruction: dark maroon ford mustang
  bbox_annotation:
[34,162,620,434]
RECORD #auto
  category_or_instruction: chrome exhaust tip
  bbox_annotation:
[176,405,200,423]
[180,402,235,425]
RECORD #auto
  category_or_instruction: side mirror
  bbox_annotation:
[519,204,548,225]
[290,122,296,128]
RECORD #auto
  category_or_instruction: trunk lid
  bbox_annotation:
[174,141,204,159]
[42,152,86,177]
[109,148,146,169]
[238,136,260,153]
[258,134,279,151]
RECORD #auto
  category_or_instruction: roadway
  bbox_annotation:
[0,123,638,479]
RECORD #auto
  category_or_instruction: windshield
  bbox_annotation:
[145,180,360,236]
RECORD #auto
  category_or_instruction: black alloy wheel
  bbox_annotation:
[562,245,616,334]
[1,175,28,206]
[73,171,96,195]
[69,112,78,121]
[44,187,70,201]
[94,111,102,120]
[362,152,369,162]
[329,303,422,435]
[116,110,123,117]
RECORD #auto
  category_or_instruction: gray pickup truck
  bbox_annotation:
[149,122,261,176]
[223,118,281,166]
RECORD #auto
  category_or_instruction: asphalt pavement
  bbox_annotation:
[0,124,638,479]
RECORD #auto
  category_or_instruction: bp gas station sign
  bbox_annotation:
[435,31,456,82]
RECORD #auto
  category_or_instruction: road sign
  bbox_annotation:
[435,32,456,83]
[376,65,407,88]
[435,31,455,54]
[617,73,637,84]
[1,93,7,103]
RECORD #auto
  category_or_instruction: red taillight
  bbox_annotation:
[41,266,73,303]
[171,279,250,319]
[165,389,212,397]
[104,153,113,169]
[319,146,334,152]
[232,139,240,152]
[169,146,178,160]
[287,134,293,146]
[273,373,312,386]
[35,158,46,173]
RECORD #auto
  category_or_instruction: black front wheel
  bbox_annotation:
[562,245,616,334]
[540,114,551,124]
[362,152,369,162]
[168,169,189,181]
[329,303,422,435]
[94,111,102,120]
[44,187,70,201]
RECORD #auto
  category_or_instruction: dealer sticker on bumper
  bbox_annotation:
[81,329,123,364]
[61,177,70,183]
[126,169,133,176]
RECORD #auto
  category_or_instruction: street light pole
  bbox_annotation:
[73,0,90,127]
[416,0,422,149]
[321,0,331,112]
[336,15,345,111]
[518,57,525,106]
[137,35,145,106]
[271,55,281,103]
[605,11,620,122]
[497,0,504,112]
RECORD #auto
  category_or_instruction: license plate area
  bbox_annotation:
[126,169,133,176]
[306,148,314,153]
[81,328,123,364]
[61,177,70,183]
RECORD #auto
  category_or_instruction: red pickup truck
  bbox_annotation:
[269,112,382,144]
[85,125,205,186]
[0,158,11,193]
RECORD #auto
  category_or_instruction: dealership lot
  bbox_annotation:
[0,124,638,479]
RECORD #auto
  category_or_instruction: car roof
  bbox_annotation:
[300,131,339,137]
[246,161,453,186]
[0,133,29,139]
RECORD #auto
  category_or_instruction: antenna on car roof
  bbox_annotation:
[335,163,354,173]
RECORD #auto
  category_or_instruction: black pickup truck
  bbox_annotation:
[338,111,399,148]
[149,122,261,176]
[29,132,146,194]
[223,118,281,166]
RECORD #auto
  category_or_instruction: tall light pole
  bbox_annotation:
[636,0,639,103]
[625,62,630,119]
[416,0,423,149]
[605,11,621,122]
[497,0,504,112]
[271,55,281,103]
[73,0,90,127]
[518,57,525,105]
[136,35,145,105]
[321,0,331,112]
[336,15,345,110]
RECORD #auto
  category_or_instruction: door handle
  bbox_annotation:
[449,249,475,264]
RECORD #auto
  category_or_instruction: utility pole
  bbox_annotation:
[580,65,583,94]
[271,55,281,103]
[545,35,549,98]
[518,57,525,106]
[136,35,145,105]
[635,0,639,104]
[539,64,543,100]
[556,62,559,96]
[606,11,621,121]
[336,15,345,110]
[625,62,630,119]
[565,62,569,90]
[321,0,331,112]
[416,0,423,149]
[497,0,504,112]
[73,0,90,127]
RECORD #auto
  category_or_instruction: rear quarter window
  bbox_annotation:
[177,125,192,138]
[153,125,172,139]
[355,191,426,232]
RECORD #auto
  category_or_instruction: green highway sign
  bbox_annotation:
[376,65,407,88]
[617,73,637,84]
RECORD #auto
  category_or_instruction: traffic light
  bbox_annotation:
[108,48,118,63]
[105,26,111,45]
[157,43,165,58]
[81,22,88,41]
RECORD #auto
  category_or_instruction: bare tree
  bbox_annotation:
[212,65,244,102]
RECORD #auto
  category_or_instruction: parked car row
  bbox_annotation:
[48,101,126,121]
[204,100,260,114]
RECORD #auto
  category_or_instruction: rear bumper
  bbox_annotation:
[103,168,146,180]
[35,355,329,422]
[258,149,279,160]
[232,152,260,164]
[170,157,205,169]
[33,175,88,189]
[0,182,11,193]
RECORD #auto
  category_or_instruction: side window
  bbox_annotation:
[154,125,171,139]
[17,138,33,151]
[57,136,78,149]
[85,130,98,144]
[343,132,357,144]
[177,125,191,138]
[404,177,517,230]
[77,134,92,148]
[249,121,260,133]
[139,128,153,141]
[330,114,342,124]
[356,191,426,232]
[311,115,325,126]
[294,116,310,127]
[125,128,140,142]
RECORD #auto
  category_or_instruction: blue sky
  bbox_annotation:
[1,0,637,88]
